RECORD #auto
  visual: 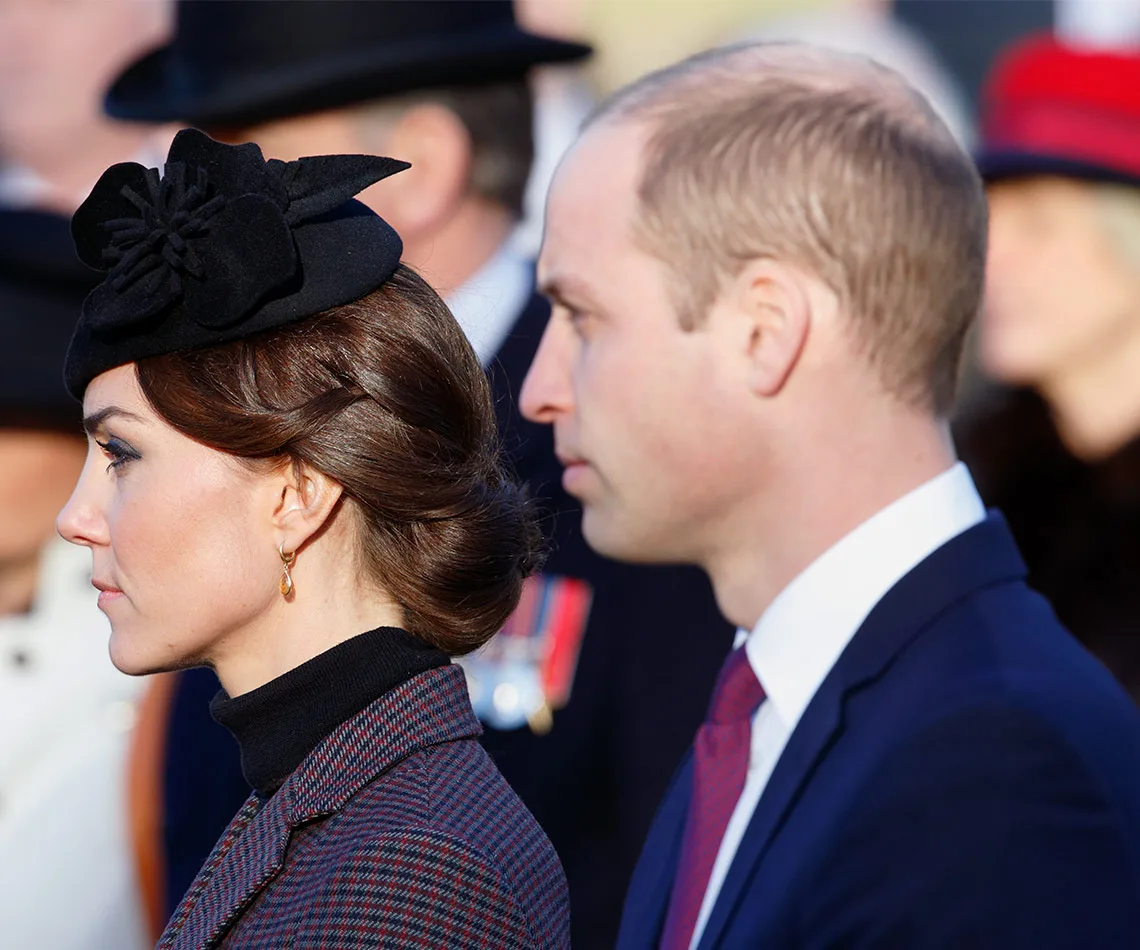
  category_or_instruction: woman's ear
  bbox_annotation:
[271,460,345,553]
[734,259,812,398]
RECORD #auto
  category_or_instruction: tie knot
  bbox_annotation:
[708,646,765,725]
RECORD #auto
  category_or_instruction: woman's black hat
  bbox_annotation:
[0,209,102,426]
[65,127,408,397]
[105,0,591,128]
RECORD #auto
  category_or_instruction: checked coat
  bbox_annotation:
[157,664,570,949]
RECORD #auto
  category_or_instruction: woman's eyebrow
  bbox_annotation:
[82,406,148,436]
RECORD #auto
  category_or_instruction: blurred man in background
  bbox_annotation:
[958,37,1140,702]
[104,2,732,943]
[0,0,168,210]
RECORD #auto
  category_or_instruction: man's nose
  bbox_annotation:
[520,318,574,425]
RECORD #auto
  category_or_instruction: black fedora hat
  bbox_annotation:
[0,210,100,427]
[106,0,591,128]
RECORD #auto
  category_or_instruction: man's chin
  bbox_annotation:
[581,509,674,565]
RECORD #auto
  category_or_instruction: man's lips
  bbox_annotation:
[556,450,586,468]
[557,453,591,494]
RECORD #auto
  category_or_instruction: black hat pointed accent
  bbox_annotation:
[272,154,411,226]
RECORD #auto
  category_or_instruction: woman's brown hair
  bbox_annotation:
[135,265,543,655]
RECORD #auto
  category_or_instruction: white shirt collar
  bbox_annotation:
[0,142,170,212]
[445,244,532,367]
[0,164,60,208]
[739,462,985,731]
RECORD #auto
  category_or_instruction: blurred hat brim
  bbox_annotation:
[976,148,1140,189]
[107,26,591,128]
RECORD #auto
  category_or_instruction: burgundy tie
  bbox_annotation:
[659,646,766,950]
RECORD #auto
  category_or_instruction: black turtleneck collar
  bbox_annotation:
[210,626,450,798]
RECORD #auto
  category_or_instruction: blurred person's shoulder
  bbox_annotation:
[955,386,1072,509]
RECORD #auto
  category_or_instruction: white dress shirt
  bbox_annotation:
[688,462,986,948]
[0,140,171,211]
[446,244,532,368]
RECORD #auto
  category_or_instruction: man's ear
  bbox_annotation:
[362,102,472,239]
[271,460,346,554]
[733,259,812,398]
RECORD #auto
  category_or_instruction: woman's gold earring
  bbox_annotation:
[279,543,296,598]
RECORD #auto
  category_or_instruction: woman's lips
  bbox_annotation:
[97,589,124,609]
[93,581,124,609]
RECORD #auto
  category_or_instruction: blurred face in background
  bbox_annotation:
[0,0,170,203]
[981,176,1140,388]
[0,425,85,613]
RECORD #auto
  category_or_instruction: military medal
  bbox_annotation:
[458,574,593,733]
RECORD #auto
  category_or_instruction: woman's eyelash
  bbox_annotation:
[95,437,140,471]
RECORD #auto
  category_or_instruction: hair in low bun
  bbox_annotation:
[135,265,544,654]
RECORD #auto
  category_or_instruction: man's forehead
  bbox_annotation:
[552,120,645,202]
[540,122,645,271]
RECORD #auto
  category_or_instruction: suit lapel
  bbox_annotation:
[487,286,544,409]
[697,515,1027,949]
[618,752,694,949]
[486,290,555,478]
[695,673,846,950]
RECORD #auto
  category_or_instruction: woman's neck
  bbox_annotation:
[211,574,407,698]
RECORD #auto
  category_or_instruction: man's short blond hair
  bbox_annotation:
[594,42,988,415]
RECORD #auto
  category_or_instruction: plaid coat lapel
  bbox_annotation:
[159,665,481,949]
[287,665,481,818]
[159,790,291,949]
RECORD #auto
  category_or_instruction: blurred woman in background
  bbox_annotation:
[958,36,1140,701]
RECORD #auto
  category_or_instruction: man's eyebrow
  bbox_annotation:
[82,406,148,436]
[539,275,593,307]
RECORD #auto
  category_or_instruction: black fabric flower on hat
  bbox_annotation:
[72,129,405,335]
[66,129,409,396]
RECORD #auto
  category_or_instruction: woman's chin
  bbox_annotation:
[108,628,174,677]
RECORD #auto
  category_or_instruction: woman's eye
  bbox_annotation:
[95,437,140,472]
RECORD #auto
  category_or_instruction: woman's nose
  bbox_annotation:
[56,460,107,549]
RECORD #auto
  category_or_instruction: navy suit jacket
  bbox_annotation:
[619,515,1140,949]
